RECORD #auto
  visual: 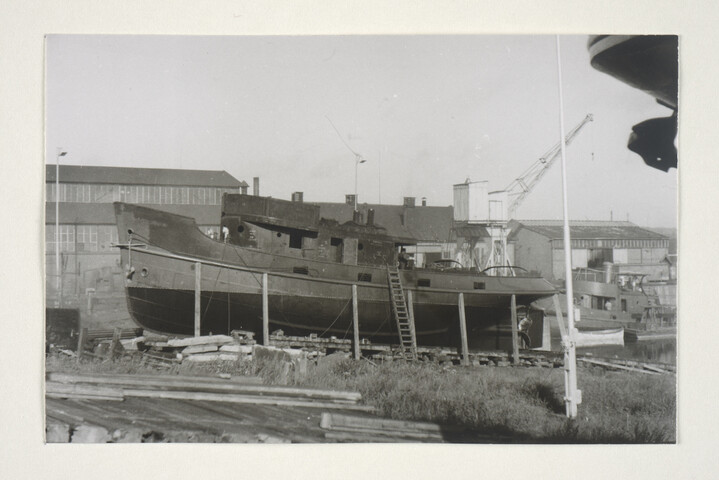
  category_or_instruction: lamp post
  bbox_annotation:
[354,153,366,211]
[55,149,67,306]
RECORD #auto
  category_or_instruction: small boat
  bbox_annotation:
[113,195,558,350]
[573,327,624,348]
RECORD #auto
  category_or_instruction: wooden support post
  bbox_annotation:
[109,327,121,360]
[194,262,201,337]
[352,285,360,360]
[262,273,269,346]
[76,328,87,364]
[510,294,519,364]
[458,293,469,366]
[406,289,416,350]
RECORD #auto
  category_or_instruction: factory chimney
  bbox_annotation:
[253,177,260,196]
[366,208,375,226]
[291,192,304,203]
[403,197,416,208]
[421,197,427,207]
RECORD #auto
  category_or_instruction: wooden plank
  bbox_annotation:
[121,389,374,411]
[352,284,360,361]
[262,272,269,346]
[320,412,444,434]
[194,261,202,337]
[183,353,240,362]
[578,358,659,375]
[167,335,234,347]
[48,372,263,386]
[47,372,362,401]
[510,294,519,364]
[46,381,125,400]
[458,293,469,366]
[324,431,425,443]
[182,344,219,355]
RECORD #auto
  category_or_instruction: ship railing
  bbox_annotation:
[572,267,605,283]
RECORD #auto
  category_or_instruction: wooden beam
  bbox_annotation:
[76,327,87,364]
[510,294,519,364]
[458,293,469,366]
[121,389,374,411]
[352,284,360,360]
[194,262,201,337]
[262,273,269,346]
[47,372,363,401]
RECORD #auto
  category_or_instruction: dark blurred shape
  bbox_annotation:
[628,113,678,171]
[588,35,678,171]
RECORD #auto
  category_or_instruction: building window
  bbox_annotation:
[46,225,75,253]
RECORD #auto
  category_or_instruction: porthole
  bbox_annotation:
[140,267,149,277]
[358,243,364,251]
[277,232,282,238]
[237,225,245,233]
[127,229,134,234]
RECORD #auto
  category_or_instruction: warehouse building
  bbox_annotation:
[45,164,247,303]
[508,220,671,282]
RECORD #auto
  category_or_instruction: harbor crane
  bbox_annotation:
[504,113,594,219]
[455,114,593,275]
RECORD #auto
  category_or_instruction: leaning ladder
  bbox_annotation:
[387,266,418,360]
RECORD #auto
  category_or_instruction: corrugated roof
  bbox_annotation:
[46,202,222,226]
[315,203,454,243]
[46,164,245,188]
[508,219,668,241]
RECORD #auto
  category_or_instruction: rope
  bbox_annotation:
[319,297,352,337]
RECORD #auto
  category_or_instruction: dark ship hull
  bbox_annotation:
[114,201,557,349]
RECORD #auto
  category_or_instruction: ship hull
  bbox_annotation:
[115,202,556,349]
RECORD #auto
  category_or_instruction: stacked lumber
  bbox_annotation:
[319,412,446,442]
[46,372,372,411]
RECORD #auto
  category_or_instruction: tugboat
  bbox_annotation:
[113,194,557,349]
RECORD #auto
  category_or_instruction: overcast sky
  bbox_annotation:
[46,35,677,228]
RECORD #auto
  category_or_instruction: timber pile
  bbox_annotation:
[320,412,445,442]
[46,372,372,411]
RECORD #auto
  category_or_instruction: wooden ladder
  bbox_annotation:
[387,266,418,360]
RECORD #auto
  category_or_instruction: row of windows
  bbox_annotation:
[46,225,118,252]
[47,224,221,252]
[551,238,668,249]
[46,183,239,205]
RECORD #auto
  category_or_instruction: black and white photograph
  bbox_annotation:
[4,1,719,478]
[43,33,678,444]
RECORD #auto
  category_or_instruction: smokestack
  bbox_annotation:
[421,197,427,207]
[366,208,375,226]
[253,177,260,196]
[345,194,356,206]
[352,210,363,223]
[403,197,416,208]
[291,192,303,203]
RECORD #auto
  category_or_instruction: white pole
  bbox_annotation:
[354,156,358,211]
[556,36,580,418]
[55,149,66,306]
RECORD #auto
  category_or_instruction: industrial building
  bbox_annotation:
[508,220,671,282]
[45,164,247,303]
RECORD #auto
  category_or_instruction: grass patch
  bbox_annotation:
[46,352,675,443]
